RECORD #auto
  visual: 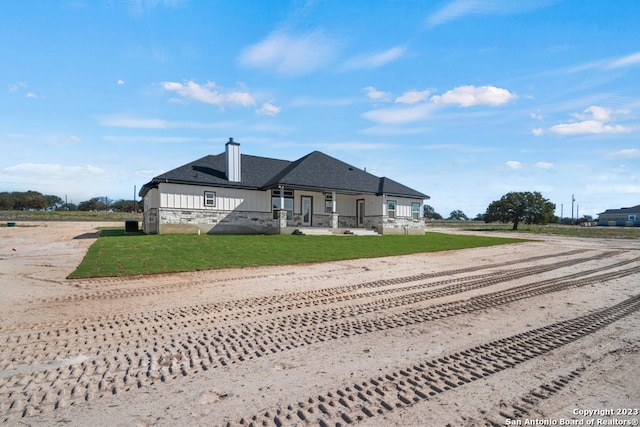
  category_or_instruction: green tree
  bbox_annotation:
[111,199,138,212]
[423,204,442,220]
[0,192,14,210]
[448,210,468,221]
[484,191,555,230]
[14,191,48,210]
[44,194,64,209]
[78,197,107,211]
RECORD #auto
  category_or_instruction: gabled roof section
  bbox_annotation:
[263,151,379,194]
[262,151,428,198]
[598,204,640,215]
[140,149,429,200]
[378,176,430,199]
[139,154,291,196]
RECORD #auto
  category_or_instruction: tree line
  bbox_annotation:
[424,191,593,229]
[0,191,141,212]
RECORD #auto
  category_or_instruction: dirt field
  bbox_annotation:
[1,222,639,427]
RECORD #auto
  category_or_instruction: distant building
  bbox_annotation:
[139,138,429,235]
[597,204,640,226]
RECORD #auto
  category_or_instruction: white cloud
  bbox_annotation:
[362,103,434,125]
[532,127,544,136]
[256,102,281,116]
[426,0,554,27]
[238,30,338,75]
[344,46,406,69]
[566,50,640,73]
[395,89,431,104]
[54,135,81,145]
[4,163,107,178]
[535,162,554,169]
[8,82,39,98]
[605,149,640,159]
[161,80,255,107]
[8,82,27,92]
[0,163,115,202]
[505,160,523,169]
[430,85,516,107]
[97,114,236,129]
[549,106,632,136]
[117,79,125,85]
[605,51,640,69]
[550,121,631,135]
[576,105,612,122]
[362,84,512,125]
[362,86,391,101]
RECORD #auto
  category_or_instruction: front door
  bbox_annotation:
[357,199,365,227]
[302,196,312,226]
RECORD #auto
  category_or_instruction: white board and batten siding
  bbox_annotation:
[157,183,271,212]
[144,188,160,212]
[384,196,422,218]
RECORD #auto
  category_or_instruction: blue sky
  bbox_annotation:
[1,0,639,218]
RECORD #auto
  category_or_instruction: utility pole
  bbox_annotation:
[560,204,563,223]
[571,194,575,225]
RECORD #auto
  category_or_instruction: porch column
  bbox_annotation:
[278,186,287,229]
[278,209,288,231]
[279,186,285,212]
[330,191,339,229]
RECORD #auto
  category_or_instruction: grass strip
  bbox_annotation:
[68,230,528,279]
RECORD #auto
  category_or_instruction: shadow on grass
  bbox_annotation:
[95,229,146,237]
[73,232,102,239]
[465,228,515,232]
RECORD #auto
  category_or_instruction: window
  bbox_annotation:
[272,189,293,220]
[412,202,420,220]
[630,215,637,221]
[204,191,216,207]
[388,200,396,219]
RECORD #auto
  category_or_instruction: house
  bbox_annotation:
[139,138,429,235]
[597,204,640,226]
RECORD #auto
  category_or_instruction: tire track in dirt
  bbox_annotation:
[0,253,638,423]
[0,251,621,368]
[46,249,590,304]
[0,249,599,337]
[228,294,640,426]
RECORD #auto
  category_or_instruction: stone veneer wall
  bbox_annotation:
[143,208,159,234]
[157,208,278,234]
[380,216,425,235]
[144,208,424,235]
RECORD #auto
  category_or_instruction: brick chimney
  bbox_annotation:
[225,137,241,182]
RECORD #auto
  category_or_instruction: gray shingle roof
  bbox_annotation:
[140,150,429,199]
[598,204,640,215]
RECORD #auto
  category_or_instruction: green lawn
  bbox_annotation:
[68,231,529,279]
